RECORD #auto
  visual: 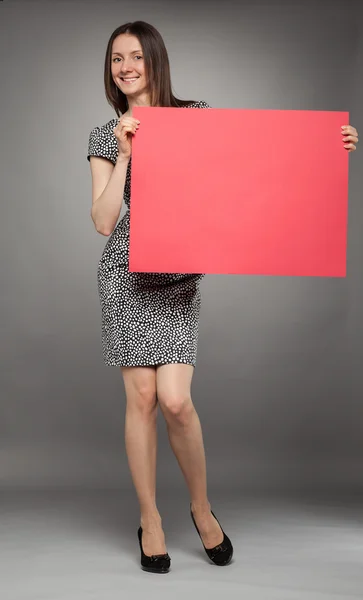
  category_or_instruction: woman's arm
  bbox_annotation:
[89,154,129,236]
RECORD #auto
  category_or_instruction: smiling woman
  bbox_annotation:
[103,21,196,117]
[86,19,358,578]
[86,20,229,576]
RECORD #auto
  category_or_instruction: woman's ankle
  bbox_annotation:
[190,499,211,515]
[140,507,162,528]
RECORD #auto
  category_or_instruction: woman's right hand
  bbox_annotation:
[113,115,140,160]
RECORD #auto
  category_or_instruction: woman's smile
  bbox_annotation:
[119,76,140,84]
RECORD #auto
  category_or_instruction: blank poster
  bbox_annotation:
[129,107,349,277]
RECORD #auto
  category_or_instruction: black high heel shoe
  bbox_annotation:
[137,526,171,573]
[190,504,233,566]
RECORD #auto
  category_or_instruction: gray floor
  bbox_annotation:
[1,490,363,599]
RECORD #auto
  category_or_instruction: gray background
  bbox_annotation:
[1,0,362,495]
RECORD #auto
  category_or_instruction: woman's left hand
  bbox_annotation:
[342,125,359,152]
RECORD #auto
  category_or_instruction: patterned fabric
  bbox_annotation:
[87,101,211,367]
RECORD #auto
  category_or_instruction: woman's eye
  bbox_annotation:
[112,56,142,62]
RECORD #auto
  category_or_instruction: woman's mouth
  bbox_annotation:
[120,77,140,84]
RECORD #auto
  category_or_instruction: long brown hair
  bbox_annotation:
[104,21,195,117]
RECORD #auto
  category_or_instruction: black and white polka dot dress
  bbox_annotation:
[87,100,211,367]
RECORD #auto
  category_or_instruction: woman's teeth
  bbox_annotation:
[121,77,139,83]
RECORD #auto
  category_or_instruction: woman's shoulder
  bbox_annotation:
[186,100,211,109]
[87,117,119,163]
[89,117,119,138]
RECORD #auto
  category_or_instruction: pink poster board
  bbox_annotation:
[129,107,349,277]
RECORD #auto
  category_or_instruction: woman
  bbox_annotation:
[87,21,359,574]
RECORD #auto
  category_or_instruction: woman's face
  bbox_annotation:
[111,34,149,101]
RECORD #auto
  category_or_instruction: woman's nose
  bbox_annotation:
[120,60,133,72]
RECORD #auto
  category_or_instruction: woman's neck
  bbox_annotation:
[125,94,151,116]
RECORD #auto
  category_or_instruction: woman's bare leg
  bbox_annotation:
[156,363,223,549]
[121,366,167,556]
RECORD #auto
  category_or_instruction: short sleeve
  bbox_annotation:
[87,122,118,163]
[185,100,212,110]
[196,100,212,109]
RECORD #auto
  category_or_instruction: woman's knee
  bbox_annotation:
[156,364,194,424]
[158,392,193,424]
[121,367,157,414]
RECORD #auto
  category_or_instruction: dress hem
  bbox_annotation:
[103,359,196,368]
